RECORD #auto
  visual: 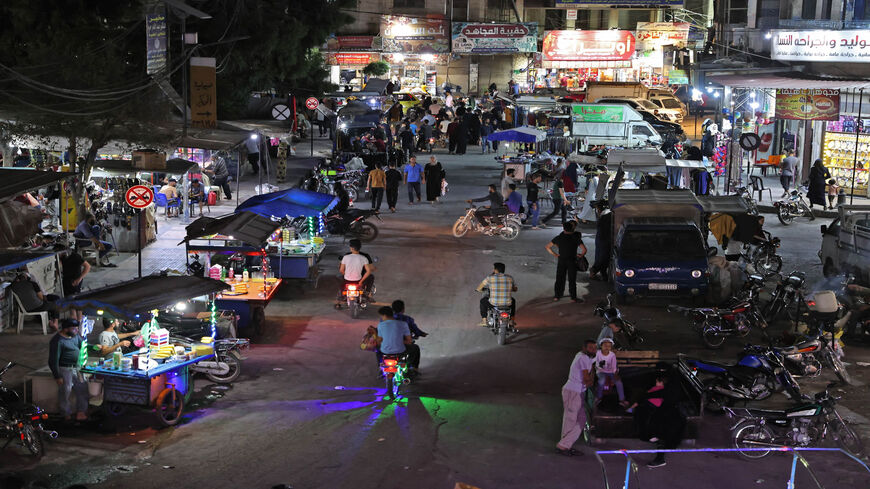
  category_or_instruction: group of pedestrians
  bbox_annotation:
[365,156,446,213]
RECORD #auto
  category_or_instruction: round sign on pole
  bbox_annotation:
[305,97,319,110]
[125,185,154,209]
[739,133,761,151]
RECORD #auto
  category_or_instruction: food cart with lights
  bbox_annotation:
[55,276,231,426]
[183,189,337,333]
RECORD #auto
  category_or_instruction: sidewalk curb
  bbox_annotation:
[757,204,836,219]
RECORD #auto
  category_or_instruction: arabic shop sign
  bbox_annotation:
[772,30,870,62]
[381,15,449,54]
[325,52,380,66]
[189,57,217,129]
[451,22,538,53]
[554,0,683,7]
[325,35,381,52]
[571,104,626,123]
[542,30,635,62]
[636,22,690,48]
[145,5,167,75]
[668,69,689,85]
[775,89,840,121]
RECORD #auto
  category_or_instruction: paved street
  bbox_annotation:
[1,146,869,489]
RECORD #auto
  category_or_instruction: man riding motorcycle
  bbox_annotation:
[467,184,506,226]
[475,262,517,327]
[377,305,421,374]
[337,239,375,306]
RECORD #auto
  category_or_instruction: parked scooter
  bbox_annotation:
[326,208,380,242]
[0,362,57,457]
[668,299,768,349]
[677,347,802,411]
[453,204,521,241]
[774,190,815,225]
[593,293,644,349]
[725,383,864,459]
[172,336,249,384]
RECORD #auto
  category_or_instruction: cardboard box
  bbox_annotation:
[132,151,166,170]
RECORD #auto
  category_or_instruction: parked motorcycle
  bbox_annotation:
[326,208,380,242]
[725,383,864,459]
[594,293,644,349]
[762,271,806,323]
[171,336,249,384]
[774,190,815,225]
[677,347,802,411]
[734,186,759,216]
[743,231,782,275]
[452,205,521,241]
[0,362,57,457]
[668,299,768,349]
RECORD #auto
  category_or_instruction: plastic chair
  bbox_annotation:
[12,292,48,335]
[154,192,179,217]
[750,175,773,202]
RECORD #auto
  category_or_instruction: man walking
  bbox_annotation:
[403,156,423,204]
[49,319,89,422]
[556,340,597,456]
[385,162,402,213]
[780,149,798,197]
[367,165,386,212]
[545,221,587,302]
[245,135,260,174]
[527,172,543,230]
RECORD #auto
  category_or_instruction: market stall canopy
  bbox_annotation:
[235,188,338,219]
[0,169,77,203]
[0,251,57,274]
[487,127,547,143]
[606,149,710,173]
[707,73,870,90]
[362,79,389,95]
[58,276,230,319]
[696,195,752,214]
[182,211,281,247]
[91,158,199,175]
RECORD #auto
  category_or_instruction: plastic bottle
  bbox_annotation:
[112,350,122,370]
[243,269,249,282]
[220,266,227,280]
[228,267,234,280]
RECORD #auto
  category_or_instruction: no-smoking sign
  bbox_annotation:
[305,97,319,110]
[125,185,154,209]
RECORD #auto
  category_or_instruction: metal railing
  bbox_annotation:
[594,447,870,489]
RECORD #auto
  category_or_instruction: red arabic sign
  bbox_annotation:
[775,89,840,121]
[325,52,379,66]
[325,36,379,51]
[542,30,635,62]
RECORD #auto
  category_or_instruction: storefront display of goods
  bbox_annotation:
[91,328,214,371]
[822,131,870,194]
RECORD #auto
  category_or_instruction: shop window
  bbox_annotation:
[856,0,869,20]
[393,0,424,8]
[544,9,565,30]
[728,0,748,24]
[801,0,817,19]
[822,0,832,19]
[453,0,468,22]
[632,125,653,137]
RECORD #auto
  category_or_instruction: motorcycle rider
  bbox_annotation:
[467,184,506,226]
[337,239,375,306]
[376,306,420,375]
[475,262,517,327]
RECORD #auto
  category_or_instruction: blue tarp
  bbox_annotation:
[487,126,547,143]
[235,188,338,219]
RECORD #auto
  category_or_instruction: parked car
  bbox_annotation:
[649,94,688,119]
[819,205,870,281]
[636,109,685,140]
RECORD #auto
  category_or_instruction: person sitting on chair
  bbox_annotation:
[73,213,115,267]
[10,273,60,331]
[189,178,205,217]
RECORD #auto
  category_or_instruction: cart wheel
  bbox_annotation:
[252,307,266,336]
[155,387,184,427]
[105,402,127,417]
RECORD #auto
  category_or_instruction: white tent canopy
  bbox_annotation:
[606,149,710,173]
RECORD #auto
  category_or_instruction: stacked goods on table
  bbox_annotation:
[92,328,215,371]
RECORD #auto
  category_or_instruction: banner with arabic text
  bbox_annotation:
[542,30,635,62]
[451,23,537,53]
[381,16,449,54]
[775,89,840,121]
[772,30,870,63]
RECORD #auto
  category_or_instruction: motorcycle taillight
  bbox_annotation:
[383,359,398,367]
[347,285,357,291]
[499,312,510,318]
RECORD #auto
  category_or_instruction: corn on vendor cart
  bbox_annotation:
[58,276,231,427]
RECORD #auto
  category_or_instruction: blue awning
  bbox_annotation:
[235,188,338,219]
[487,126,547,143]
[0,251,57,273]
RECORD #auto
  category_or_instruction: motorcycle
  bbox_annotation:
[381,352,410,400]
[593,293,644,349]
[774,190,815,225]
[725,383,864,459]
[762,271,806,324]
[186,253,205,277]
[339,280,375,319]
[677,347,802,411]
[326,208,380,242]
[0,362,57,457]
[734,186,759,216]
[743,231,782,275]
[668,299,768,349]
[172,336,249,384]
[452,204,521,241]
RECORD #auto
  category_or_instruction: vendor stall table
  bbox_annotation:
[82,352,215,426]
[214,278,281,334]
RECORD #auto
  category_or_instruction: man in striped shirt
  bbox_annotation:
[475,262,517,326]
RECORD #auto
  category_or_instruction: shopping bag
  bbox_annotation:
[360,326,378,351]
[576,256,589,272]
[208,191,217,206]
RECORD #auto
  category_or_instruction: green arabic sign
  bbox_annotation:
[571,105,625,123]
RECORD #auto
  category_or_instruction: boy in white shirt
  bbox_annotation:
[595,338,627,407]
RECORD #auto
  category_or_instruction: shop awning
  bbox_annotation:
[708,73,870,90]
[0,251,57,274]
[235,188,338,219]
[0,169,77,203]
[488,127,547,143]
[57,276,230,319]
[182,211,281,247]
[91,158,199,175]
[696,195,752,214]
[362,79,389,95]
[606,149,710,172]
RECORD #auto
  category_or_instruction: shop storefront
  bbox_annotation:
[380,15,449,93]
[537,30,636,90]
[635,22,701,87]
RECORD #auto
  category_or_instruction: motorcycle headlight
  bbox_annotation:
[624,269,635,278]
[691,270,703,278]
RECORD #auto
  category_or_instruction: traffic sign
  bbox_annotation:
[125,185,154,209]
[271,103,291,121]
[739,132,761,151]
[305,97,319,110]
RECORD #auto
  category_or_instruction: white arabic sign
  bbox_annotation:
[772,30,870,62]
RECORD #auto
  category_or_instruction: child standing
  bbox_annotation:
[595,338,627,407]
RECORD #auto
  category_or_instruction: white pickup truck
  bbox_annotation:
[819,205,870,280]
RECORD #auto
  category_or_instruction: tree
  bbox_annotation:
[363,61,391,77]
[188,0,355,118]
[0,0,175,211]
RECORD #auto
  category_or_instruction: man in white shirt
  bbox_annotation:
[338,239,376,303]
[98,318,139,357]
[556,339,597,456]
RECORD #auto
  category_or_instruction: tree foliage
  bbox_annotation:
[363,61,390,77]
